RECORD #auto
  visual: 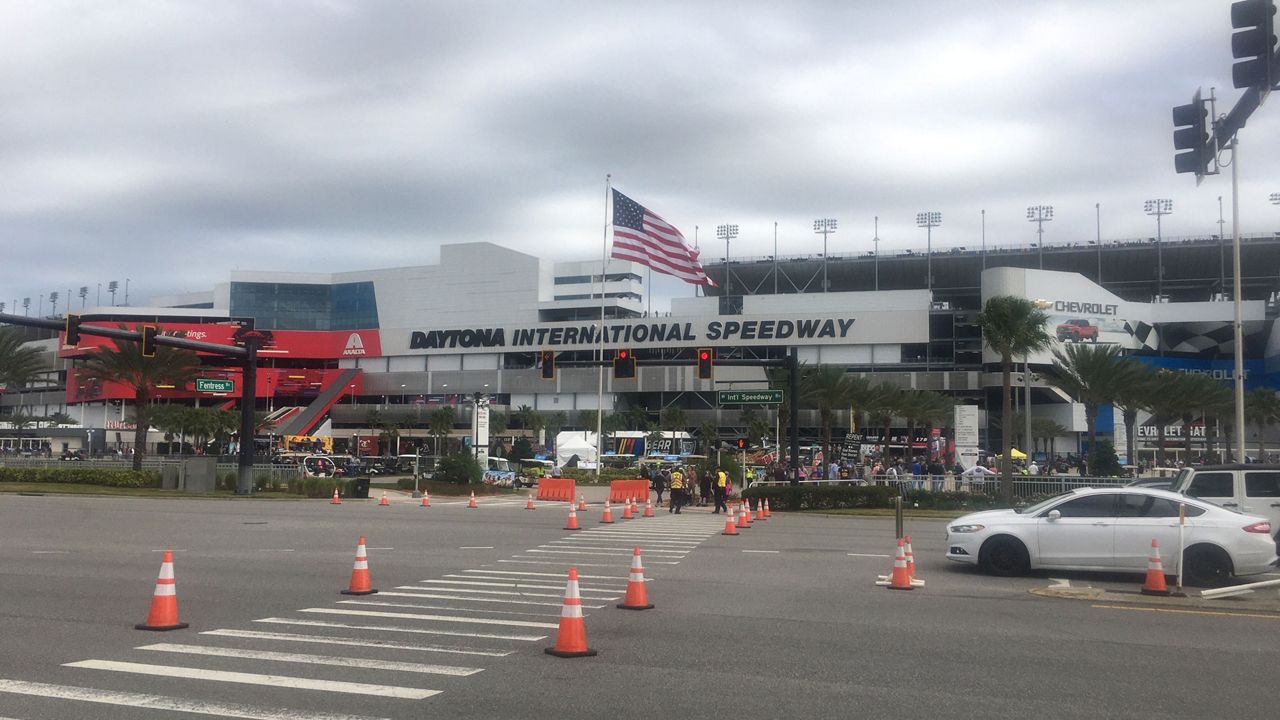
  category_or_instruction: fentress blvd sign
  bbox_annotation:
[718,390,783,405]
[195,378,235,393]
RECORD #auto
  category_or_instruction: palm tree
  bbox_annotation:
[1141,370,1191,467]
[79,327,199,470]
[1111,363,1155,467]
[1176,374,1231,462]
[1046,343,1133,474]
[901,390,951,461]
[801,365,857,473]
[696,419,719,455]
[1246,388,1280,461]
[661,405,688,452]
[866,381,904,462]
[0,327,48,418]
[428,406,456,455]
[977,296,1051,501]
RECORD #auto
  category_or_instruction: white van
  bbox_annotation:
[1171,464,1280,545]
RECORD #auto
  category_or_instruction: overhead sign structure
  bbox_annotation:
[195,378,236,394]
[718,390,783,405]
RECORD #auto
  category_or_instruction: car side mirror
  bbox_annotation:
[1047,509,1061,521]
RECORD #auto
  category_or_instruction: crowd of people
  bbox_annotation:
[641,463,733,514]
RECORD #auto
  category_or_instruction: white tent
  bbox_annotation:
[555,431,598,467]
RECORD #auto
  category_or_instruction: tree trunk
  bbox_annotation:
[1124,408,1139,468]
[821,408,832,477]
[1000,357,1013,504]
[1156,417,1168,467]
[1181,413,1195,463]
[131,391,150,471]
[1085,405,1097,475]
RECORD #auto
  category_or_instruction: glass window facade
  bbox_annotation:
[230,281,379,330]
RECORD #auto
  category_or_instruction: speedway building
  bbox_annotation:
[3,231,1280,464]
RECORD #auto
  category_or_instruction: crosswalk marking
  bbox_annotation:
[338,600,560,618]
[499,558,632,568]
[390,584,610,600]
[416,579,623,594]
[0,678,390,720]
[299,607,559,629]
[255,617,545,642]
[137,643,483,677]
[465,569,631,581]
[441,575,629,589]
[540,544,688,555]
[63,660,441,699]
[200,629,513,657]
[521,550,681,563]
[372,589,596,609]
[551,537,699,546]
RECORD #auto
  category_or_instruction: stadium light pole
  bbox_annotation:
[717,224,738,296]
[813,218,837,292]
[915,211,941,294]
[1270,192,1279,205]
[1144,199,1173,300]
[1026,205,1053,270]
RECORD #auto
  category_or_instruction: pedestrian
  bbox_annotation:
[697,465,711,506]
[669,467,686,514]
[658,467,671,507]
[649,465,666,506]
[713,465,729,514]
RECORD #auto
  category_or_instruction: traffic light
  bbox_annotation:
[696,347,713,380]
[736,438,746,450]
[539,350,555,379]
[141,325,158,358]
[613,349,636,379]
[1172,90,1212,176]
[1230,0,1277,89]
[64,314,82,347]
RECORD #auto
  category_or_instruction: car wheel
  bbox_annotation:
[981,536,1030,577]
[1183,545,1233,588]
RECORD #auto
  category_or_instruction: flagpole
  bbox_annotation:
[596,174,611,479]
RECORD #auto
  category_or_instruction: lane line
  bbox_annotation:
[374,590,594,609]
[63,660,440,699]
[259,549,295,552]
[1090,604,1280,621]
[847,553,891,558]
[200,629,513,657]
[0,678,389,720]
[255,617,544,642]
[137,643,482,677]
[338,600,561,618]
[367,547,394,551]
[31,550,71,554]
[742,550,780,554]
[459,546,494,550]
[299,607,559,629]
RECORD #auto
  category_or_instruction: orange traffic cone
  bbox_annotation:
[467,492,478,509]
[420,491,431,508]
[736,503,750,529]
[135,550,189,631]
[643,498,654,517]
[340,535,378,596]
[578,496,587,512]
[526,493,536,510]
[755,500,765,521]
[763,498,772,518]
[600,500,614,524]
[904,534,917,580]
[743,499,753,526]
[1141,538,1172,596]
[721,507,739,535]
[378,492,390,507]
[875,539,917,590]
[622,498,635,520]
[544,567,597,658]
[565,506,581,531]
[617,547,654,610]
[330,487,341,504]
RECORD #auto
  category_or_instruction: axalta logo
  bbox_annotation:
[342,333,367,356]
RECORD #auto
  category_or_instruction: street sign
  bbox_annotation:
[717,389,783,405]
[195,378,235,393]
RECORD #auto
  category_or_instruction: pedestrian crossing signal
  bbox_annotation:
[141,325,159,358]
[737,438,746,449]
[697,347,713,380]
[540,350,555,380]
[613,349,636,379]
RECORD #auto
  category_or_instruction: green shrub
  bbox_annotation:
[0,467,159,488]
[741,484,1004,512]
[434,452,482,485]
[286,476,345,498]
[559,467,636,484]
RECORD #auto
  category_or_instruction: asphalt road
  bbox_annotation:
[0,492,1276,720]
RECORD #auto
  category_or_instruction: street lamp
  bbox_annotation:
[400,384,406,405]
[813,218,837,292]
[717,224,738,295]
[1144,199,1173,300]
[1026,205,1054,270]
[915,211,941,293]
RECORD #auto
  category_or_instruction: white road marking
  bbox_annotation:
[137,643,482,677]
[375,590,595,609]
[260,549,295,552]
[847,553,891,558]
[542,543,688,555]
[553,537,699,546]
[417,579,621,594]
[524,548,642,557]
[299,607,559,629]
[392,585,568,600]
[582,529,711,538]
[499,558,643,568]
[62,660,440,699]
[742,550,780,554]
[467,569,630,581]
[458,572,640,585]
[459,546,494,550]
[31,550,71,554]
[255,617,544,642]
[200,628,513,657]
[338,600,559,619]
[367,547,394,551]
[520,551,680,564]
[149,549,187,552]
[0,678,388,720]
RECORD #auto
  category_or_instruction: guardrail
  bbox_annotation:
[749,474,1129,500]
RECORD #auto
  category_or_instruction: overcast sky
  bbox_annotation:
[2,0,1277,313]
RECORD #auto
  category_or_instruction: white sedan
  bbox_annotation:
[945,487,1278,587]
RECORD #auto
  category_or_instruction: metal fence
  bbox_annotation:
[750,474,1128,500]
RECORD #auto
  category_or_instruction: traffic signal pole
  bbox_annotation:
[1230,137,1246,463]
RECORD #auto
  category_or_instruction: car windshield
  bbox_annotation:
[1015,491,1074,515]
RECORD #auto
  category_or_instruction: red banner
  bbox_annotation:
[60,323,381,360]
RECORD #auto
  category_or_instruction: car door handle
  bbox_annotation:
[1271,502,1280,508]
[1222,502,1238,508]
[1092,521,1108,526]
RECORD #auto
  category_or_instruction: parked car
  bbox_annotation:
[1169,464,1280,547]
[945,487,1277,587]
[1055,318,1098,342]
[1125,476,1174,491]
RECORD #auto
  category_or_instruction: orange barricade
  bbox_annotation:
[537,478,577,502]
[608,479,650,504]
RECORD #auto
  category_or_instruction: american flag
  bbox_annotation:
[610,189,716,286]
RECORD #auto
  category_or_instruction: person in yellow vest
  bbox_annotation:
[669,467,685,514]
[713,466,729,514]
